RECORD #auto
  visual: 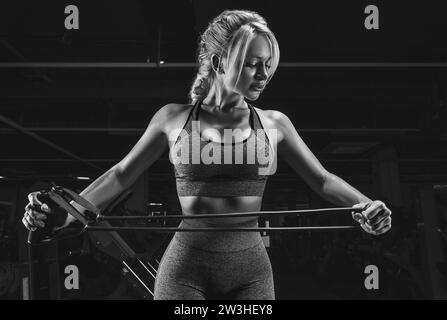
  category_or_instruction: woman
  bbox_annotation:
[22,10,392,300]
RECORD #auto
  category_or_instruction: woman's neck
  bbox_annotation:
[202,85,248,112]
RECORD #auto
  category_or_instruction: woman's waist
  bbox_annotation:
[179,195,262,226]
[174,219,262,252]
[175,178,268,197]
[181,216,259,228]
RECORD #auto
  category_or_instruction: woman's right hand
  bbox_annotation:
[22,191,51,231]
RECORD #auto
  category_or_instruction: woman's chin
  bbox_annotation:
[245,91,262,101]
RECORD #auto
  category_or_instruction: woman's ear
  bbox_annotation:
[211,54,225,74]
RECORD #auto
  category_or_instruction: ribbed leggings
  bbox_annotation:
[153,219,274,300]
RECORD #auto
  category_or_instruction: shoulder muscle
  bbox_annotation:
[258,107,329,191]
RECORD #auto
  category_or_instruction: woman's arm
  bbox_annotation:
[274,111,329,195]
[66,104,175,225]
[274,110,391,235]
[274,111,370,206]
[318,173,372,206]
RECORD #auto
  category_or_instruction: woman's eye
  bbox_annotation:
[245,62,271,70]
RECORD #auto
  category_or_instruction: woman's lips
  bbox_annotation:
[250,85,264,91]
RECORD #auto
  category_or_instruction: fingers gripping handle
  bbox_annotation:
[27,226,50,245]
[27,193,67,245]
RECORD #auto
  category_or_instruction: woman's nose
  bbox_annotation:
[255,65,268,80]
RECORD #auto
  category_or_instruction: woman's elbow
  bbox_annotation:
[111,164,131,191]
[315,170,332,193]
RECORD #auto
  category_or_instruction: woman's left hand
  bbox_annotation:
[351,200,392,235]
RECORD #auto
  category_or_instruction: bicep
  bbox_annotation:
[277,114,329,192]
[115,107,169,187]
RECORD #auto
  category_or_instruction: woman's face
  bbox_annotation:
[226,34,272,101]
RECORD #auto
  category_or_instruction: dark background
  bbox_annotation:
[0,0,446,299]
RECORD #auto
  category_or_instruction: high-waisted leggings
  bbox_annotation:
[153,219,275,300]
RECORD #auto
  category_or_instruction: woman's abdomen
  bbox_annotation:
[178,195,263,225]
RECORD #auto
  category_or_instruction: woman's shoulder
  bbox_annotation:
[253,106,290,129]
[253,107,296,144]
[157,102,194,117]
[153,103,194,123]
[153,103,195,134]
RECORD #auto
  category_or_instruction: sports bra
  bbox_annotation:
[170,99,274,197]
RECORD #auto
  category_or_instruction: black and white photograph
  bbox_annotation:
[0,0,446,307]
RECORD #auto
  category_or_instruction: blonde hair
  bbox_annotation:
[188,10,280,104]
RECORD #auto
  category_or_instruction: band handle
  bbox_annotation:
[27,192,84,245]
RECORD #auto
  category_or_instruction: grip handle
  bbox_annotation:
[27,193,60,245]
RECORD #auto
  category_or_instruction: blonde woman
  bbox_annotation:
[23,10,391,300]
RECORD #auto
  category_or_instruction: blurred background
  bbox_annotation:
[0,0,446,299]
